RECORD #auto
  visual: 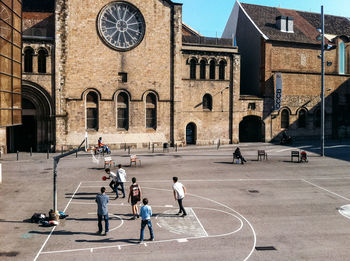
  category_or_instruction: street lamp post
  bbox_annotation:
[320,5,325,156]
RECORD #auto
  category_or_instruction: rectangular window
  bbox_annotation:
[146,108,156,129]
[87,108,98,129]
[117,108,128,129]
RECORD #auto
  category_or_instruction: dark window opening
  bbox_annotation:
[146,93,157,129]
[86,92,98,130]
[38,49,47,73]
[200,60,206,79]
[219,60,226,80]
[24,48,34,73]
[190,59,196,79]
[203,94,212,111]
[117,92,129,130]
[118,72,128,83]
[298,109,306,128]
[209,60,216,80]
[248,103,256,110]
[281,109,289,129]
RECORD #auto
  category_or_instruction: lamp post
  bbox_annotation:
[320,6,325,156]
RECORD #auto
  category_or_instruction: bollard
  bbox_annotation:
[47,149,49,159]
[217,139,220,150]
[128,146,130,155]
[30,147,32,156]
[61,146,63,154]
[175,143,178,152]
[17,151,19,161]
[149,142,151,150]
[0,150,2,158]
[76,151,78,158]
[124,143,126,151]
[152,144,154,153]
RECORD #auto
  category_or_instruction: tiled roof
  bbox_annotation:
[241,3,350,44]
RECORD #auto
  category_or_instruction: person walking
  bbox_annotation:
[139,198,154,243]
[95,187,109,235]
[172,177,187,217]
[104,168,117,195]
[128,177,142,219]
[115,164,127,198]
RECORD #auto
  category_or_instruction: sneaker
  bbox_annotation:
[150,238,154,241]
[181,213,187,217]
[137,214,140,218]
[114,196,118,200]
[176,211,182,215]
[96,231,102,235]
[104,231,108,236]
[139,240,144,244]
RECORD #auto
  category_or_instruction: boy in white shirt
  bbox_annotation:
[172,177,187,217]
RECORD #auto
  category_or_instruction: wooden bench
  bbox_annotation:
[104,156,115,169]
[257,150,267,161]
[130,155,141,167]
[291,151,300,162]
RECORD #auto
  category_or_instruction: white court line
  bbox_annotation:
[276,145,312,153]
[190,208,208,237]
[302,179,350,201]
[33,182,82,261]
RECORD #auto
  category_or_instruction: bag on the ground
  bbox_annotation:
[31,213,46,223]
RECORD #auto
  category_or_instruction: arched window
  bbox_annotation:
[190,59,196,79]
[219,60,226,80]
[200,60,206,79]
[339,41,345,74]
[209,60,216,80]
[38,49,48,73]
[117,92,129,130]
[298,109,307,128]
[203,94,212,111]
[281,109,289,129]
[314,108,321,128]
[24,48,34,73]
[146,93,157,129]
[86,92,98,130]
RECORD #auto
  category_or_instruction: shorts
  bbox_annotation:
[131,198,139,206]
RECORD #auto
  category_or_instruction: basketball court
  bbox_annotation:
[1,141,350,260]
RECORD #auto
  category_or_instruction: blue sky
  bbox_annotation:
[173,0,350,37]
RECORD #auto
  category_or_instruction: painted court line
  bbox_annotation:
[190,208,208,237]
[33,182,82,261]
[302,179,350,201]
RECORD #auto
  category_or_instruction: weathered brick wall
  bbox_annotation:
[263,42,350,141]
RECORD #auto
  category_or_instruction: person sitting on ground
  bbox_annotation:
[234,147,247,164]
[128,177,142,219]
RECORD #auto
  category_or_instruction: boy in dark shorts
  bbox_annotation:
[128,177,142,219]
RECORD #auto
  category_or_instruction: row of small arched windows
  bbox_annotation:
[280,108,321,129]
[23,47,48,73]
[189,58,227,80]
[85,91,157,130]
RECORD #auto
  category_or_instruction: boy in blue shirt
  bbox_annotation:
[139,198,154,243]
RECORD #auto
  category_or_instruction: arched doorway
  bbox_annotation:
[186,122,197,145]
[239,116,265,142]
[7,83,54,152]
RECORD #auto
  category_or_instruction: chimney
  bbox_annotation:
[276,15,287,32]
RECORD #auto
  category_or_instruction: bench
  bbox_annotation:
[291,151,300,162]
[257,150,267,161]
[104,156,115,169]
[130,155,141,167]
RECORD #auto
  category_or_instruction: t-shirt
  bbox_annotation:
[131,184,140,201]
[173,182,185,199]
[117,168,127,183]
[96,193,109,215]
[109,172,117,182]
[140,205,152,220]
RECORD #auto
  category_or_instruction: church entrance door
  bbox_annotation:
[186,122,197,145]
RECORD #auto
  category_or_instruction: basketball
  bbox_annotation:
[102,176,107,181]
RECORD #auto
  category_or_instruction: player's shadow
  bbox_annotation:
[88,167,105,170]
[28,230,98,236]
[213,161,235,164]
[65,192,97,196]
[65,196,96,200]
[76,238,140,244]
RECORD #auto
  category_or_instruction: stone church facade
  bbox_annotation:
[6,0,240,152]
